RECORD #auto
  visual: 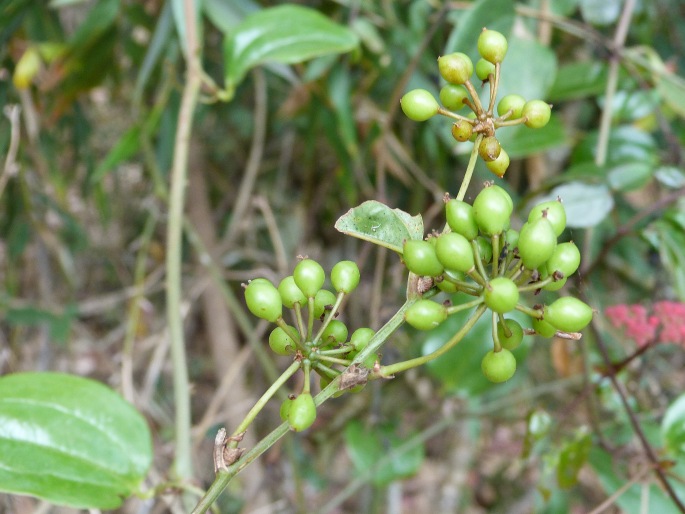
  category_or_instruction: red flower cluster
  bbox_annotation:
[605,301,685,348]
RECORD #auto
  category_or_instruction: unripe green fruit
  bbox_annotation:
[331,260,360,294]
[473,185,511,236]
[451,120,474,142]
[518,218,557,270]
[437,278,459,293]
[543,276,567,291]
[401,89,440,121]
[476,236,493,263]
[440,84,469,110]
[445,199,479,240]
[475,58,496,81]
[545,297,593,333]
[523,100,552,128]
[481,348,516,382]
[497,94,526,119]
[484,277,519,313]
[294,259,325,298]
[320,319,348,346]
[485,148,510,177]
[479,136,502,162]
[288,392,317,432]
[546,242,580,277]
[438,52,474,85]
[505,228,519,250]
[435,232,475,273]
[477,29,508,64]
[280,397,293,421]
[348,350,377,369]
[314,289,337,319]
[403,239,444,277]
[269,326,297,356]
[278,276,306,308]
[532,316,556,337]
[497,319,524,351]
[528,200,567,237]
[405,300,448,330]
[245,279,282,322]
[350,327,375,352]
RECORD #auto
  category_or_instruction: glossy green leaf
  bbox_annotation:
[335,201,424,254]
[607,161,654,192]
[548,182,614,228]
[0,373,152,509]
[556,427,591,489]
[344,420,424,486]
[572,126,657,168]
[223,5,358,93]
[579,0,621,26]
[658,72,685,120]
[662,393,685,456]
[496,114,567,158]
[655,166,685,189]
[203,0,258,35]
[549,60,608,102]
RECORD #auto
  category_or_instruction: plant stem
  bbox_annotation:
[517,276,554,292]
[380,304,487,376]
[307,296,315,340]
[456,134,483,201]
[463,80,485,114]
[227,361,300,447]
[167,0,201,482]
[515,304,543,319]
[311,291,345,346]
[437,107,476,123]
[446,297,484,315]
[316,354,352,366]
[491,312,502,352]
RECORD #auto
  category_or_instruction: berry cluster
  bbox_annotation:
[400,29,551,177]
[244,258,372,431]
[402,184,593,383]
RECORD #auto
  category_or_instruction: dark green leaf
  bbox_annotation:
[0,373,152,509]
[335,201,424,253]
[572,126,657,167]
[223,5,358,93]
[549,60,608,102]
[556,427,591,489]
[496,114,567,158]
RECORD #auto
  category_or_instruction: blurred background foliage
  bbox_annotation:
[2,0,685,512]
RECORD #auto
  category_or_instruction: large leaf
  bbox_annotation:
[546,182,614,228]
[335,201,424,253]
[549,60,608,102]
[662,393,685,457]
[223,5,358,94]
[0,373,152,509]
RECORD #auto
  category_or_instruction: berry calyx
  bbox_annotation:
[477,29,508,64]
[438,52,474,85]
[484,277,519,314]
[481,348,516,382]
[331,260,360,294]
[403,239,444,277]
[294,259,325,298]
[245,279,283,322]
[405,300,448,330]
[522,100,552,128]
[400,89,440,121]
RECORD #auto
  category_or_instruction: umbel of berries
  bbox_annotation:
[400,28,552,179]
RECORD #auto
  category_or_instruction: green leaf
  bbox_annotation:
[547,182,614,228]
[579,0,621,26]
[522,409,552,458]
[497,37,558,102]
[655,166,685,189]
[658,72,685,120]
[607,161,655,192]
[335,201,424,253]
[5,305,77,344]
[549,60,608,102]
[662,393,685,457]
[496,114,567,158]
[556,427,591,489]
[643,215,685,301]
[344,420,424,486]
[223,5,358,93]
[0,373,152,509]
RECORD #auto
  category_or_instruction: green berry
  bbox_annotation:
[350,327,375,352]
[294,259,325,298]
[245,279,282,322]
[401,89,440,121]
[320,319,348,346]
[475,58,496,81]
[505,228,519,250]
[451,120,474,142]
[485,148,510,177]
[269,326,297,356]
[477,29,508,64]
[528,200,566,237]
[405,300,448,330]
[523,100,552,128]
[546,242,580,277]
[331,260,360,294]
[481,348,516,382]
[545,297,593,333]
[435,232,475,273]
[476,236,493,263]
[543,275,567,291]
[288,392,317,432]
[473,185,512,236]
[280,397,293,421]
[445,199,479,240]
[484,277,519,314]
[497,94,526,119]
[348,350,377,369]
[403,239,444,277]
[518,218,556,270]
[278,276,306,308]
[439,84,469,110]
[438,52,474,85]
[497,319,524,351]
[479,136,502,162]
[532,316,557,338]
[314,289,337,319]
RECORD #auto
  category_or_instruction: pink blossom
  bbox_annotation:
[605,301,685,348]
